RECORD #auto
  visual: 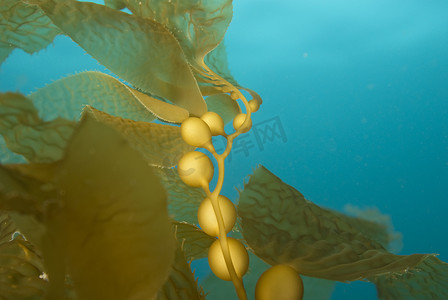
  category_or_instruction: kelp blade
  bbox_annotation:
[238,166,434,282]
[0,92,76,163]
[44,116,175,300]
[82,106,193,167]
[37,0,206,116]
[157,245,206,300]
[29,71,156,122]
[0,213,47,299]
[371,255,448,299]
[0,0,60,64]
[120,0,233,66]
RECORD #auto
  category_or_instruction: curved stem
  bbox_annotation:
[198,60,255,300]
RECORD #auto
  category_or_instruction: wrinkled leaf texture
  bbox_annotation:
[238,166,437,283]
[38,0,206,116]
[0,0,60,64]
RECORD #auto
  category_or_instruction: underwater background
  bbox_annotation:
[1,0,447,299]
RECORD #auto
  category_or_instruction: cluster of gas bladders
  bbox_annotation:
[177,93,303,300]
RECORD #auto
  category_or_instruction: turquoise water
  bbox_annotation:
[224,1,448,299]
[1,0,447,299]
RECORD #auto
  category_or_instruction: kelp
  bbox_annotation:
[1,117,176,300]
[0,213,47,300]
[82,106,193,167]
[202,251,336,300]
[372,255,448,299]
[0,0,60,64]
[117,0,233,69]
[173,222,215,261]
[0,92,76,163]
[153,167,206,224]
[29,71,156,122]
[1,0,447,299]
[36,0,206,117]
[157,246,206,300]
[237,166,444,290]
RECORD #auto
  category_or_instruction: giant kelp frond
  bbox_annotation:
[237,166,442,284]
[0,0,60,65]
[37,0,206,116]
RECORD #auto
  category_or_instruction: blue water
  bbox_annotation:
[1,0,447,299]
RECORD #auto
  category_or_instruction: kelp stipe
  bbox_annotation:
[177,85,261,299]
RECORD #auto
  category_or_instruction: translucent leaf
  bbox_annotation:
[0,92,76,163]
[0,213,47,300]
[152,167,205,224]
[173,222,215,261]
[38,0,206,116]
[344,204,403,253]
[372,255,448,300]
[82,106,193,167]
[0,43,14,65]
[202,41,239,88]
[238,166,433,281]
[29,71,156,122]
[205,93,241,125]
[0,0,60,59]
[157,246,206,300]
[44,116,176,300]
[122,0,233,65]
[1,136,26,164]
[104,0,125,10]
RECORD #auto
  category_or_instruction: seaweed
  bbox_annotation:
[1,0,447,299]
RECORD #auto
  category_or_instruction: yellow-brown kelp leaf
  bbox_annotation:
[0,0,60,64]
[205,93,241,125]
[29,71,156,122]
[44,117,175,300]
[38,0,206,116]
[371,255,448,299]
[152,167,205,224]
[0,164,53,217]
[122,0,233,67]
[130,88,189,123]
[82,106,193,167]
[238,166,433,281]
[0,213,47,299]
[0,162,56,249]
[0,92,76,163]
[173,222,215,261]
[157,245,206,300]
